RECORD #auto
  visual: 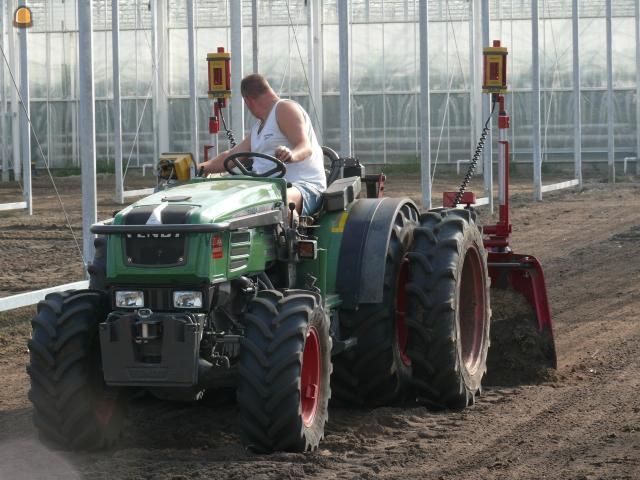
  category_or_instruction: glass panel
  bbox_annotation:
[136,30,153,97]
[351,24,383,92]
[119,30,138,96]
[29,101,48,166]
[614,89,635,154]
[541,19,572,89]
[385,93,418,163]
[383,23,417,92]
[169,98,190,152]
[49,33,76,99]
[93,31,112,98]
[580,17,606,88]
[169,29,189,95]
[352,94,384,163]
[612,18,635,88]
[29,33,48,99]
[322,24,339,93]
[48,102,73,168]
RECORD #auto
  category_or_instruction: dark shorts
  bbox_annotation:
[293,182,324,216]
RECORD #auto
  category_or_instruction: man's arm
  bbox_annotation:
[274,101,312,163]
[197,134,252,174]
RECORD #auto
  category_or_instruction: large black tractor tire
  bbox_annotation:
[332,203,419,407]
[406,209,491,409]
[27,290,125,450]
[237,290,332,453]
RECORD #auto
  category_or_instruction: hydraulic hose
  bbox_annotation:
[218,106,237,148]
[453,99,497,206]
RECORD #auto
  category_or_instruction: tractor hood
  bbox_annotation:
[113,177,286,226]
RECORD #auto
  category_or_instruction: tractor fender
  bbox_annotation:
[336,197,418,309]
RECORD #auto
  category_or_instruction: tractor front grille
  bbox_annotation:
[124,233,186,266]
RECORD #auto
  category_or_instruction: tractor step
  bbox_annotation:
[331,336,358,356]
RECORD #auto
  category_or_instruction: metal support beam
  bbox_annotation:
[338,0,352,157]
[0,281,89,312]
[419,0,431,209]
[18,0,31,215]
[252,0,259,73]
[532,0,542,201]
[481,0,493,210]
[78,0,97,268]
[0,3,7,182]
[230,0,244,139]
[8,0,19,180]
[572,0,582,188]
[112,0,124,203]
[637,0,640,175]
[308,0,323,144]
[606,0,615,183]
[152,0,169,160]
[187,0,199,164]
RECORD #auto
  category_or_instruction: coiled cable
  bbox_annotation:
[218,106,237,148]
[453,99,497,206]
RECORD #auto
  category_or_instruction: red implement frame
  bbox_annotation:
[444,94,557,368]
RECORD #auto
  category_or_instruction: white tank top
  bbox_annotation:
[250,100,326,192]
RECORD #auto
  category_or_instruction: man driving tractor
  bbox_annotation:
[198,73,326,216]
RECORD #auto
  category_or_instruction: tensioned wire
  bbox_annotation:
[0,42,85,266]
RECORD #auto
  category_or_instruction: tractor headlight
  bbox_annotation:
[115,290,144,308]
[173,291,203,309]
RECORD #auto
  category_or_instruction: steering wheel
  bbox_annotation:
[224,152,287,178]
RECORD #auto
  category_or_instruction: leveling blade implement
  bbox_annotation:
[444,40,557,377]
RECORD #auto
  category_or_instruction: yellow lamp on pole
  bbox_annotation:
[13,6,33,29]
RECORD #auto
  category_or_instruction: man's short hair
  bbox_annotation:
[240,74,271,99]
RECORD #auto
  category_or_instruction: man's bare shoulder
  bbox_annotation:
[276,100,305,124]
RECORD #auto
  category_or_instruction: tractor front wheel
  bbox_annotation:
[27,290,125,450]
[406,209,491,409]
[237,290,332,453]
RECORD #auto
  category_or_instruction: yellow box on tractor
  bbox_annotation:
[157,152,195,182]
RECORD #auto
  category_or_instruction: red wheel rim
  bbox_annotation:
[459,245,486,373]
[301,326,321,427]
[395,257,411,366]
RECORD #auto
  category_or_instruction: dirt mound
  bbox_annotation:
[484,288,557,386]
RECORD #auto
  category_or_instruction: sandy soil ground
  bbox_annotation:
[1,170,639,479]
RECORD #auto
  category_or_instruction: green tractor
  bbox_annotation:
[26,149,491,453]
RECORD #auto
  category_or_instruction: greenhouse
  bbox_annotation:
[0,1,637,178]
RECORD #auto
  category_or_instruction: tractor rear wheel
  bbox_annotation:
[406,209,490,409]
[332,203,418,407]
[237,290,332,453]
[27,290,125,450]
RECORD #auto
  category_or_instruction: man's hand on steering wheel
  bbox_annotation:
[274,146,293,164]
[223,152,287,178]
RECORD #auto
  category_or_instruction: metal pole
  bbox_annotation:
[532,0,542,201]
[252,0,259,73]
[151,0,169,160]
[112,0,124,203]
[636,0,640,176]
[18,0,31,215]
[481,0,493,210]
[572,0,582,188]
[338,0,352,157]
[8,0,20,180]
[78,0,97,266]
[0,3,7,182]
[419,0,431,209]
[606,0,614,183]
[230,0,244,138]
[308,0,323,144]
[187,0,199,164]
